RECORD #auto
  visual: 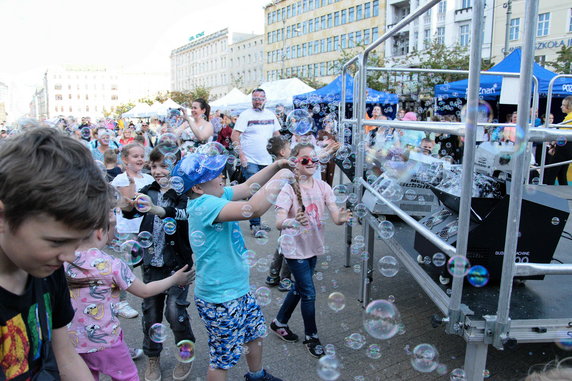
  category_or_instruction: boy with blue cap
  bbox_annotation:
[173,152,291,381]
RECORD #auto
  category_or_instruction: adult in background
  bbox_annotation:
[176,99,214,153]
[90,127,121,163]
[231,88,281,235]
[138,121,156,148]
[544,96,572,185]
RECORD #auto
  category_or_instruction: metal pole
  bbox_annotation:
[464,342,489,381]
[446,0,485,333]
[494,0,539,348]
[503,0,513,57]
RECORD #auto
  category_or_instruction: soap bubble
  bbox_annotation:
[255,257,270,273]
[249,183,261,195]
[365,344,382,359]
[378,221,395,239]
[163,218,177,235]
[404,189,417,201]
[254,230,269,245]
[551,217,560,225]
[149,323,168,343]
[317,355,340,380]
[175,340,195,363]
[243,250,257,267]
[363,299,401,340]
[137,231,153,248]
[120,240,143,266]
[156,133,179,155]
[447,256,471,277]
[410,343,439,373]
[327,292,346,312]
[287,109,314,135]
[134,194,152,213]
[332,185,349,203]
[278,234,296,256]
[170,176,185,193]
[353,203,367,218]
[555,335,572,351]
[466,265,490,287]
[197,141,226,156]
[265,179,288,204]
[279,278,293,291]
[190,231,206,247]
[344,333,366,350]
[450,368,467,380]
[255,287,272,306]
[241,204,254,218]
[378,256,399,277]
[432,253,447,267]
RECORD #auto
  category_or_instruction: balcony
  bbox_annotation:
[454,6,472,22]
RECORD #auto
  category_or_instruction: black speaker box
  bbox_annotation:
[414,185,569,282]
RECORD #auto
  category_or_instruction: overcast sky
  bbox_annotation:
[0,0,268,115]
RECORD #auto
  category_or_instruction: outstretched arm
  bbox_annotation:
[52,327,93,380]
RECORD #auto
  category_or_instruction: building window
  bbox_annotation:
[348,32,355,48]
[461,0,471,9]
[356,4,363,20]
[459,24,470,46]
[287,5,291,18]
[424,28,431,48]
[327,37,332,51]
[372,27,379,41]
[569,8,572,32]
[54,84,62,90]
[320,39,326,52]
[334,11,340,26]
[364,29,371,45]
[373,0,379,16]
[365,2,371,18]
[341,9,347,24]
[308,42,314,55]
[349,7,355,22]
[509,18,520,41]
[55,94,62,100]
[341,34,347,48]
[356,30,362,45]
[315,17,321,31]
[327,13,332,28]
[309,0,314,10]
[537,13,550,37]
[438,0,446,13]
[435,27,445,44]
[303,43,307,56]
[321,15,326,29]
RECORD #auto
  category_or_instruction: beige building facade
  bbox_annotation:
[491,0,572,66]
[228,34,265,92]
[263,0,385,84]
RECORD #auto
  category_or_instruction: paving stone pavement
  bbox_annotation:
[103,208,569,381]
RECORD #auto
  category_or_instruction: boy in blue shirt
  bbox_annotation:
[174,152,291,381]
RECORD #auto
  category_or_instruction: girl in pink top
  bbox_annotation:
[270,143,351,358]
[65,213,194,381]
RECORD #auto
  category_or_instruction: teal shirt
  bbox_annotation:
[186,187,250,303]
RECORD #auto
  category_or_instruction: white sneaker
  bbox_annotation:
[130,347,144,360]
[117,301,139,319]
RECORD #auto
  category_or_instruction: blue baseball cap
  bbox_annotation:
[172,153,228,193]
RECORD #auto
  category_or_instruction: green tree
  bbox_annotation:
[330,45,389,92]
[111,102,135,118]
[547,46,572,74]
[297,76,327,90]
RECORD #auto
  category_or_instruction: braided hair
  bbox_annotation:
[290,142,315,212]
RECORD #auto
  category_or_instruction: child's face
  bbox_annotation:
[296,147,317,177]
[124,147,145,172]
[196,174,225,198]
[279,144,291,160]
[150,159,170,183]
[0,213,92,278]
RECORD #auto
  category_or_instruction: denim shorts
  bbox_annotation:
[195,293,266,369]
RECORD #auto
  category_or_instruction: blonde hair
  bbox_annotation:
[525,357,572,381]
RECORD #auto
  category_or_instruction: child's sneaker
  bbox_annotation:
[244,369,282,381]
[303,337,325,358]
[265,276,279,287]
[116,301,139,319]
[270,321,299,342]
[277,278,292,292]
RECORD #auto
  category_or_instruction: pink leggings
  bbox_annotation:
[79,332,139,381]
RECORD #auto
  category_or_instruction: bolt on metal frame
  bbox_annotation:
[335,0,572,380]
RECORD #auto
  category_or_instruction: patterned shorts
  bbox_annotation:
[195,293,266,369]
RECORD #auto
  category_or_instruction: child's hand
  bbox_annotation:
[171,265,195,286]
[339,208,352,223]
[275,158,291,169]
[326,141,341,154]
[295,208,309,226]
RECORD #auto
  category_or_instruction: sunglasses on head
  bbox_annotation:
[297,156,318,165]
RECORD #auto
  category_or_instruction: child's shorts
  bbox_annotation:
[195,292,266,369]
[79,331,138,381]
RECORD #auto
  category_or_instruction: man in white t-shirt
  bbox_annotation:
[231,88,281,235]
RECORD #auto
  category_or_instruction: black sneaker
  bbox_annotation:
[244,369,282,381]
[259,223,272,232]
[303,337,325,358]
[265,276,280,287]
[277,279,292,292]
[270,321,299,343]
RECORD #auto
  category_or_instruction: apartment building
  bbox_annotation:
[263,0,386,84]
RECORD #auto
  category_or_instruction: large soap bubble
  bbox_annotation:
[363,299,401,340]
[287,109,314,135]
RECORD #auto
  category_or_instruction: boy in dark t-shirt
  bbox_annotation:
[0,128,114,380]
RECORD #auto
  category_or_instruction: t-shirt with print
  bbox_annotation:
[111,172,154,233]
[275,179,336,260]
[65,249,135,353]
[0,267,74,380]
[186,187,250,304]
[234,108,280,165]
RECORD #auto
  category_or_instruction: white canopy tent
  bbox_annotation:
[210,88,250,108]
[259,78,314,108]
[122,103,152,118]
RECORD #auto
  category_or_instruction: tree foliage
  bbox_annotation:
[547,46,572,75]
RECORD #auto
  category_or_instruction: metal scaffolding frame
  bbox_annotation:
[336,0,572,380]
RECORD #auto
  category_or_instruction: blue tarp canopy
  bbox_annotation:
[434,48,572,100]
[294,74,399,105]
